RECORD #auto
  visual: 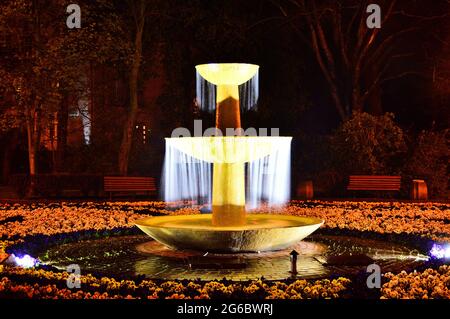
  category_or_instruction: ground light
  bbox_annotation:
[8,254,38,268]
[430,243,450,259]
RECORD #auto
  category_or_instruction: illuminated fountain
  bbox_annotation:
[136,63,323,252]
[33,64,430,281]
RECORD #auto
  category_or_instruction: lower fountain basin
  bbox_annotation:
[135,214,323,252]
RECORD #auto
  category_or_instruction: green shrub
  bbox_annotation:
[330,112,407,176]
[404,130,449,198]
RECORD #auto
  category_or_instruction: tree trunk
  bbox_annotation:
[25,0,41,196]
[55,93,69,172]
[351,89,363,114]
[118,2,145,176]
[1,131,18,184]
[89,62,95,145]
[118,65,140,175]
[25,107,39,197]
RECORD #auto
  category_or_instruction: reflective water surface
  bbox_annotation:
[39,234,428,281]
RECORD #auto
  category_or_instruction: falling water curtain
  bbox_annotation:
[239,69,259,112]
[246,140,291,210]
[196,71,216,112]
[196,70,259,113]
[162,143,212,206]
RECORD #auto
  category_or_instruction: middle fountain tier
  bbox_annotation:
[165,136,293,226]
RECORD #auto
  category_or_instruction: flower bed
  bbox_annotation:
[0,200,449,299]
[0,266,351,299]
[381,265,450,299]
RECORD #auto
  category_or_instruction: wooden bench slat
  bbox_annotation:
[349,178,401,180]
[351,177,400,181]
[104,178,155,180]
[104,185,156,187]
[104,184,155,186]
[104,188,156,190]
[347,175,401,192]
[104,183,155,185]
[349,181,400,184]
[104,180,155,182]
[104,182,155,184]
[104,183,155,186]
[349,180,400,182]
[104,176,157,198]
[348,184,401,186]
[348,187,400,190]
[348,186,400,188]
[349,176,401,179]
[348,182,401,184]
[104,185,156,188]
[104,181,155,183]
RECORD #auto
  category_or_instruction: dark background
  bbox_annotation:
[0,0,448,198]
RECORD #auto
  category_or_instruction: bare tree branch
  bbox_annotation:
[334,1,350,69]
[365,27,419,68]
[380,71,424,83]
[310,0,337,81]
[310,26,346,120]
[361,53,415,103]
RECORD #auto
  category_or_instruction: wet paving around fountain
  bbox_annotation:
[38,234,429,281]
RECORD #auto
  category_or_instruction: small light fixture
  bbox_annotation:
[8,254,38,268]
[430,244,450,259]
[290,250,299,276]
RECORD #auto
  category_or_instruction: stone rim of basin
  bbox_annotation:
[135,214,324,252]
[135,214,324,231]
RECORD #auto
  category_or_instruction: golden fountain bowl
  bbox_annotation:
[195,63,259,86]
[135,214,324,252]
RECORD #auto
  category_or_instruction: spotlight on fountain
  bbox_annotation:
[136,63,323,252]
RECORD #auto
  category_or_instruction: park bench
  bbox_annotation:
[104,176,157,199]
[347,175,401,193]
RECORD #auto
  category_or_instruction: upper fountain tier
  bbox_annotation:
[196,64,259,103]
[196,63,259,85]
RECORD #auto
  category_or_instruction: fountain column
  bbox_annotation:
[212,84,246,226]
[195,64,260,227]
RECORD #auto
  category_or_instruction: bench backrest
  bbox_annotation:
[347,175,401,191]
[104,176,156,192]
